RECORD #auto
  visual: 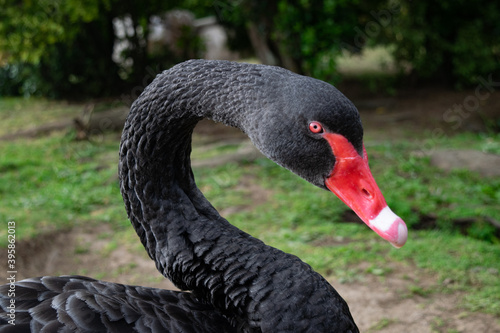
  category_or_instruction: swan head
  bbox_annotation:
[244,74,407,248]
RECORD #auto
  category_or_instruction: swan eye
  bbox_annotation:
[308,122,324,134]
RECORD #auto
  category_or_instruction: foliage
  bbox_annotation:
[0,0,106,64]
[0,0,117,97]
[2,1,500,97]
[0,0,114,97]
[375,0,500,87]
[0,0,203,98]
[212,0,386,82]
[0,63,45,97]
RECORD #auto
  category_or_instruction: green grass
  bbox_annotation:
[1,98,499,316]
[368,317,397,331]
[0,131,128,242]
[0,97,82,137]
[366,139,500,238]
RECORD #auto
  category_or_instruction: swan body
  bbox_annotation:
[0,60,407,332]
[0,276,234,332]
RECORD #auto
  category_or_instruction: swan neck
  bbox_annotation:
[117,60,358,330]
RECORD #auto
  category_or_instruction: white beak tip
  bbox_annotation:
[369,206,408,248]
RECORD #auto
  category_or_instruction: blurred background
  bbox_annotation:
[1,1,500,332]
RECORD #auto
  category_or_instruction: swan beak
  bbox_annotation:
[323,133,408,248]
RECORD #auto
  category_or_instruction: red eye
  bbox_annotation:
[309,122,324,134]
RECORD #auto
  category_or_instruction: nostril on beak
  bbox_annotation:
[361,188,372,199]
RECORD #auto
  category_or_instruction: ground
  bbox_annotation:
[9,84,500,332]
[16,219,500,332]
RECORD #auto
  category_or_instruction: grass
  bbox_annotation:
[0,131,128,241]
[368,318,397,331]
[367,139,500,236]
[1,98,499,316]
[0,97,82,137]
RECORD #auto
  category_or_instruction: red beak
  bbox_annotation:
[323,133,407,248]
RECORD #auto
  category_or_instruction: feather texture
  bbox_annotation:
[1,60,361,332]
[1,276,234,332]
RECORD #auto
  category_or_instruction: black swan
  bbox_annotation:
[0,60,407,332]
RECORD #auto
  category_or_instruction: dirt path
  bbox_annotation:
[335,270,500,332]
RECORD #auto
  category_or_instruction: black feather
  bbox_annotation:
[1,60,362,332]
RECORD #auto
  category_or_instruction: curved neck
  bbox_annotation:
[119,61,263,307]
[118,60,357,331]
[119,112,228,275]
[119,61,260,266]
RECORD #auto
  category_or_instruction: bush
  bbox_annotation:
[215,0,386,83]
[375,1,500,87]
[0,0,204,99]
[0,62,56,98]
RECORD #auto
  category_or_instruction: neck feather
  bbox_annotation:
[118,60,357,331]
